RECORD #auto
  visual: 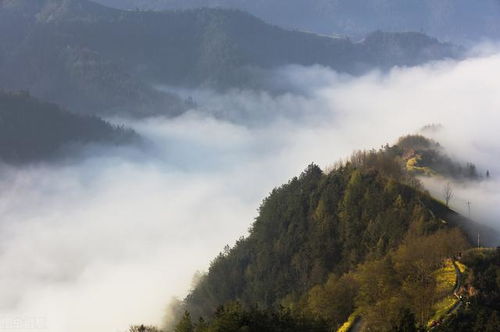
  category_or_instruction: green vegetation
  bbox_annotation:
[170,304,328,332]
[434,260,457,293]
[396,135,480,180]
[427,259,465,326]
[428,259,460,326]
[0,90,137,163]
[336,312,359,332]
[121,134,499,331]
[430,296,456,326]
[455,261,467,274]
[159,136,481,332]
[434,248,500,332]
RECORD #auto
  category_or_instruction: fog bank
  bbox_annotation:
[1,52,500,331]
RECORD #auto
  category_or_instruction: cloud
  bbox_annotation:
[0,51,500,331]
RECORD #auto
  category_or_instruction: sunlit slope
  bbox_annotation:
[164,135,496,331]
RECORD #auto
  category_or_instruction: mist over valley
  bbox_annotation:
[1,1,500,331]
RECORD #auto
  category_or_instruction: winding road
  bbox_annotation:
[348,259,464,332]
[428,259,464,330]
[349,316,363,332]
[448,260,464,315]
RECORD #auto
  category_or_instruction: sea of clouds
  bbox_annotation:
[0,50,499,332]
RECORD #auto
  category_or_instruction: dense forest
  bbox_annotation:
[0,90,137,163]
[0,0,460,116]
[94,0,500,44]
[125,135,499,332]
[1,1,498,332]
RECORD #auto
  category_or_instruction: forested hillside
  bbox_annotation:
[0,0,460,116]
[95,0,500,44]
[153,135,499,332]
[394,135,482,180]
[0,90,137,163]
[436,248,500,332]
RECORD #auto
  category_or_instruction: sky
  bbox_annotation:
[0,50,499,332]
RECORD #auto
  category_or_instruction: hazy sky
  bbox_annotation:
[0,50,499,332]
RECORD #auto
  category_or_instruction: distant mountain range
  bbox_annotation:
[0,90,137,163]
[1,0,460,117]
[94,0,500,44]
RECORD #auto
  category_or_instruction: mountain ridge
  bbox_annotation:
[0,0,461,117]
[0,90,138,163]
[93,0,500,44]
[161,135,497,331]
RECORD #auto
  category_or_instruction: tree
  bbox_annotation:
[391,308,418,332]
[466,163,478,178]
[175,312,194,332]
[306,273,358,326]
[129,325,162,332]
[443,183,454,207]
[195,317,209,332]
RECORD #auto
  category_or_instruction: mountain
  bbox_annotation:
[0,0,187,117]
[437,248,500,331]
[395,134,481,180]
[156,135,498,332]
[94,0,500,44]
[0,0,460,116]
[0,90,137,163]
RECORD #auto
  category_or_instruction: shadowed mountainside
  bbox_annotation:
[0,90,138,163]
[95,0,500,44]
[0,0,460,116]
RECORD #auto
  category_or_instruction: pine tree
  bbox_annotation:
[175,312,194,332]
